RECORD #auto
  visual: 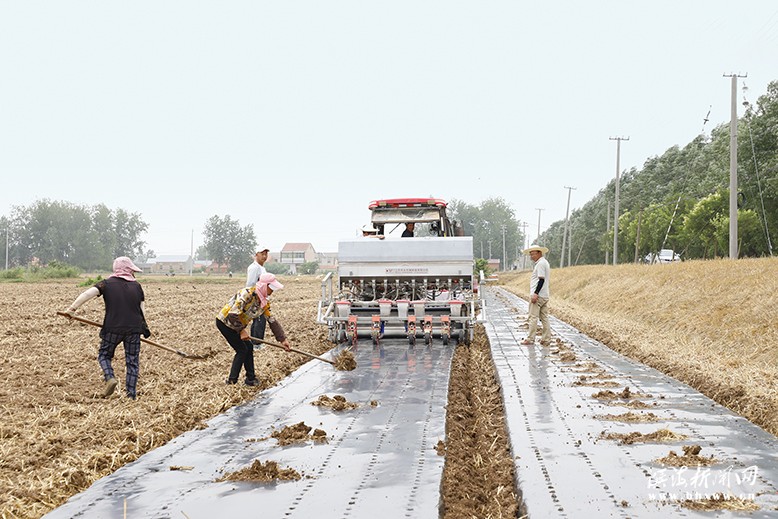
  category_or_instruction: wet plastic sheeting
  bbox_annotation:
[486,287,778,518]
[44,341,452,519]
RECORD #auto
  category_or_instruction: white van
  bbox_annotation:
[645,249,681,264]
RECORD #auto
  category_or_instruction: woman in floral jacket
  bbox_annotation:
[216,273,291,385]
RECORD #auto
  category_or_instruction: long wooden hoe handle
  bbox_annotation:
[249,335,335,366]
[56,311,205,360]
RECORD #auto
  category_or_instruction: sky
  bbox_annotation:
[2,1,777,255]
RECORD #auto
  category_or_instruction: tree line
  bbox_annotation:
[540,80,778,265]
[0,205,285,274]
[448,197,526,268]
[0,200,149,271]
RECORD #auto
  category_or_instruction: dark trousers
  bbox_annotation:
[216,319,256,382]
[250,315,267,343]
[98,331,141,398]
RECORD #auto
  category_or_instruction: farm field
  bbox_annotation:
[499,256,778,437]
[2,257,776,518]
[0,277,515,518]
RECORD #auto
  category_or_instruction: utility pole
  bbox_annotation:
[560,186,576,268]
[535,208,544,245]
[605,201,611,264]
[520,221,529,269]
[480,241,484,259]
[501,225,507,271]
[724,73,746,259]
[488,240,492,260]
[189,229,194,276]
[3,227,8,270]
[610,136,629,265]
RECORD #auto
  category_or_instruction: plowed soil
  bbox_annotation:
[0,278,516,518]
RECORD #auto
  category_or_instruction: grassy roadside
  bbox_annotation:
[498,257,778,436]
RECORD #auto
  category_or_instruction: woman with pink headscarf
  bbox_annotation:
[63,256,150,400]
[216,272,292,386]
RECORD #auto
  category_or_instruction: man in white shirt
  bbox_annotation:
[246,246,270,344]
[521,245,551,346]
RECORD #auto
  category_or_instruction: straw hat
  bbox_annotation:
[522,244,549,255]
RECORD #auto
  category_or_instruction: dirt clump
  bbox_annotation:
[592,386,650,400]
[569,361,602,372]
[272,422,320,446]
[597,412,660,422]
[311,394,358,411]
[600,428,687,445]
[334,350,357,371]
[655,445,717,467]
[217,459,301,483]
[435,440,446,456]
[680,494,759,512]
[615,400,655,409]
[573,376,620,388]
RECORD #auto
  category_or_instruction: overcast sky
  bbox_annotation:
[2,1,776,255]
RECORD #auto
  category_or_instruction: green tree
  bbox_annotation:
[6,199,148,270]
[681,191,728,258]
[112,208,148,259]
[449,197,524,268]
[298,261,319,274]
[195,245,209,260]
[202,215,257,273]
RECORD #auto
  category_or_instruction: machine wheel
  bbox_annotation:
[337,329,347,343]
[442,335,449,346]
[424,332,432,345]
[408,335,416,346]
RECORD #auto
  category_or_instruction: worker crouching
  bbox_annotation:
[216,273,292,386]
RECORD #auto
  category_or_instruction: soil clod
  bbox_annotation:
[600,428,687,445]
[334,350,357,371]
[311,394,358,411]
[271,422,329,446]
[655,445,717,467]
[217,459,301,483]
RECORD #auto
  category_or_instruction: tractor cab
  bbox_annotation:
[368,198,462,238]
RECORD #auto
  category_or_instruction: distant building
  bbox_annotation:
[193,260,213,273]
[280,243,317,274]
[203,262,230,275]
[487,258,501,272]
[317,251,338,272]
[147,255,193,275]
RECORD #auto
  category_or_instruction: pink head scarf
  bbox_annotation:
[110,256,142,282]
[255,273,284,308]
